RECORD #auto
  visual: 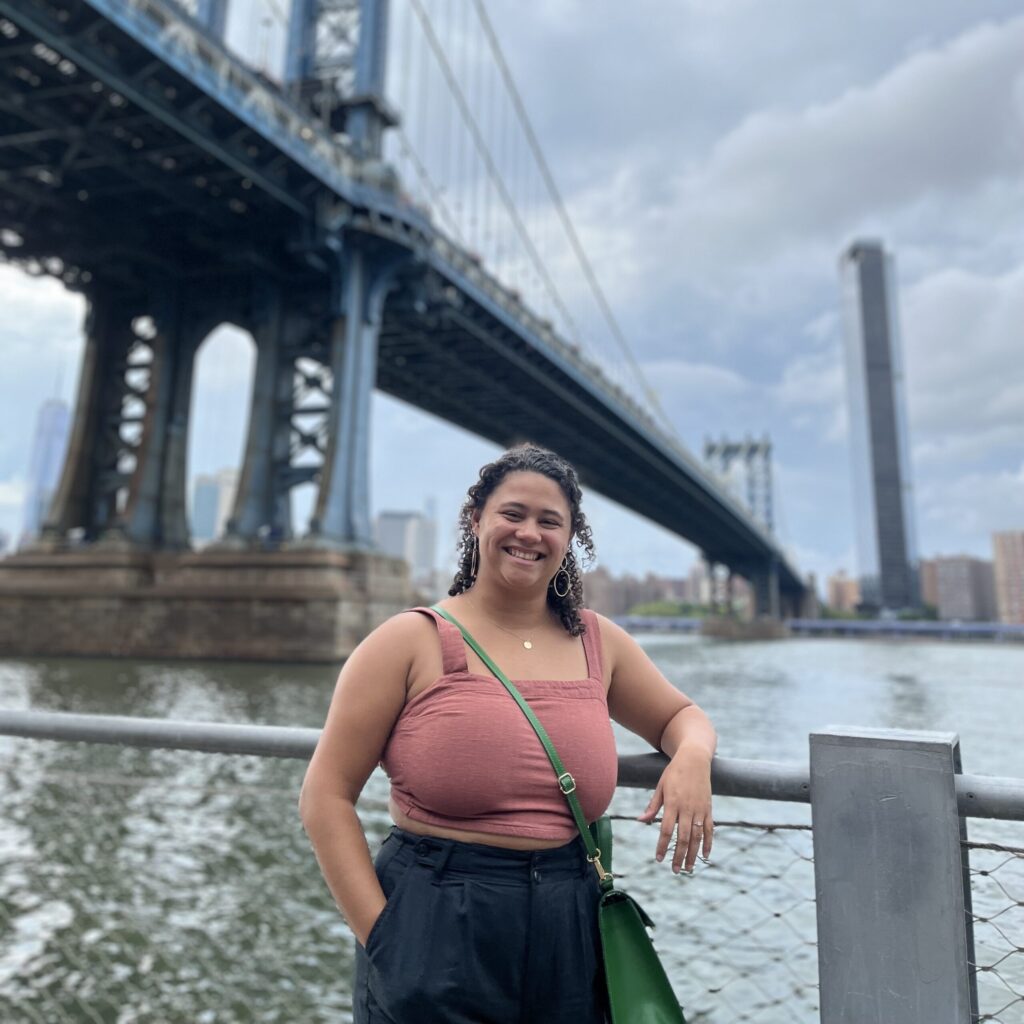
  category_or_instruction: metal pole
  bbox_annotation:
[810,727,976,1023]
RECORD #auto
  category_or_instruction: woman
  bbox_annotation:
[299,443,716,1024]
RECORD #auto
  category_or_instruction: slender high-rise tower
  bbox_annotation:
[19,397,70,548]
[840,241,919,611]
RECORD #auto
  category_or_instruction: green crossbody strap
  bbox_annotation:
[431,605,614,891]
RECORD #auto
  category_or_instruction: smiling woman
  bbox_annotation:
[298,442,717,1023]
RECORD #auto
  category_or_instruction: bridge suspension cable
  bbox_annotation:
[404,0,581,346]
[467,0,674,436]
[385,1,679,437]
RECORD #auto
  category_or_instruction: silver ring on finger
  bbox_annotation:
[691,821,704,830]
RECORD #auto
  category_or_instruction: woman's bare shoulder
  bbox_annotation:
[357,607,438,656]
[587,610,630,644]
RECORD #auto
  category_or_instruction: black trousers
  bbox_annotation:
[353,827,606,1024]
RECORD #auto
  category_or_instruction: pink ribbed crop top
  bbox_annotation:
[380,607,618,841]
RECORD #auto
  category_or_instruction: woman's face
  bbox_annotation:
[473,471,573,589]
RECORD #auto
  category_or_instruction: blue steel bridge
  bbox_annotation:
[0,0,805,610]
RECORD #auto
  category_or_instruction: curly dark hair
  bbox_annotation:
[448,443,596,636]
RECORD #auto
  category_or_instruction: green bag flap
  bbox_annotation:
[599,890,686,1024]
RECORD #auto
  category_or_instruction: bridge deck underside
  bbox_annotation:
[0,0,320,291]
[378,305,797,591]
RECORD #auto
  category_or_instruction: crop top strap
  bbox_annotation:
[407,606,468,674]
[580,608,604,682]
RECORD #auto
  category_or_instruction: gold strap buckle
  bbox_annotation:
[587,848,612,883]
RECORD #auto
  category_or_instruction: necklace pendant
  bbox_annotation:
[523,640,533,650]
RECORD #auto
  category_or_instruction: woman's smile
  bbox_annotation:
[504,546,544,563]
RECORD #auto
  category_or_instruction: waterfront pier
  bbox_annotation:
[1,708,1021,1022]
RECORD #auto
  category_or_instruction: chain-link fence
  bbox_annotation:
[649,818,818,1023]
[967,831,1024,1024]
[0,740,821,1024]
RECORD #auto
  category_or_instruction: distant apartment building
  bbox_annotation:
[918,558,939,609]
[191,469,239,544]
[826,570,861,613]
[584,563,754,618]
[687,560,712,606]
[932,556,997,622]
[840,241,919,611]
[992,531,1024,625]
[19,397,70,547]
[375,509,437,591]
[584,566,692,618]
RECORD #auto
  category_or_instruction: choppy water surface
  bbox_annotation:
[0,636,1021,1022]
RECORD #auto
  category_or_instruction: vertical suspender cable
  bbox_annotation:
[468,0,674,433]
[408,0,578,339]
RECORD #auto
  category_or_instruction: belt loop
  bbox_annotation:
[431,842,454,883]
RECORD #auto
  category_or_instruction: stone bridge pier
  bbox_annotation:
[0,244,414,663]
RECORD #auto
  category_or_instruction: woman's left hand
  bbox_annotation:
[637,748,714,873]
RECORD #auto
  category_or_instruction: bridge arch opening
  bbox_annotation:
[186,323,255,548]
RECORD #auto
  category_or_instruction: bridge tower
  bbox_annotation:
[284,0,397,154]
[195,0,229,39]
[700,435,785,623]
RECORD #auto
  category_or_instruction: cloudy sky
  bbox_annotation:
[2,0,1022,590]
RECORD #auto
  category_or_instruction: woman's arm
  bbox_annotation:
[298,613,425,945]
[601,615,716,874]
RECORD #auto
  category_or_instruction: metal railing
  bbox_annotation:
[1,711,1023,1023]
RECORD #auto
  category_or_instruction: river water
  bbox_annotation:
[0,635,1021,1023]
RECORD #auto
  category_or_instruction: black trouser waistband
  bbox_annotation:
[385,825,590,881]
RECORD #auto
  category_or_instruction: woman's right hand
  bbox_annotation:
[355,896,388,949]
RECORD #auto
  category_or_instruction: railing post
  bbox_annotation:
[810,727,977,1023]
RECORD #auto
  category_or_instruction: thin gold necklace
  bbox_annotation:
[492,620,534,650]
[468,595,537,650]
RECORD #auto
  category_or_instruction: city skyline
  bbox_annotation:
[1,2,1022,588]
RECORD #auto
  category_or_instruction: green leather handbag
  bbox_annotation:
[432,607,687,1024]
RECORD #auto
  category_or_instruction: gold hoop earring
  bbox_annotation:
[552,554,571,598]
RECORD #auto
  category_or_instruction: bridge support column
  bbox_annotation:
[36,284,133,547]
[751,558,780,619]
[101,285,207,550]
[704,557,718,614]
[222,285,294,547]
[307,245,403,548]
[37,283,207,550]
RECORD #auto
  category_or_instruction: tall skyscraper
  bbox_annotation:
[375,509,437,590]
[840,241,919,611]
[190,468,239,545]
[19,397,70,548]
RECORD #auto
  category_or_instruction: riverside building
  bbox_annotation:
[840,241,920,613]
[992,531,1024,625]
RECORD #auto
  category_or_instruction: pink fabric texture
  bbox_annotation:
[380,607,618,840]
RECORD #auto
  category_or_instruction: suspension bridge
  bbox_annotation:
[0,0,807,659]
